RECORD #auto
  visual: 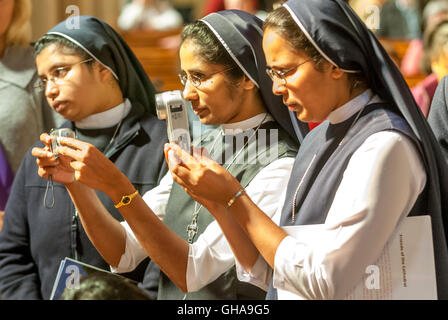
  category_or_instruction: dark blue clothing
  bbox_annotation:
[0,103,168,300]
[428,75,448,165]
[267,104,429,299]
[279,104,421,226]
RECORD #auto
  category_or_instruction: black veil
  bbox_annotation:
[47,16,157,116]
[201,10,309,142]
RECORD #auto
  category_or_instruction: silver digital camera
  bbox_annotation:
[49,128,76,158]
[155,90,191,152]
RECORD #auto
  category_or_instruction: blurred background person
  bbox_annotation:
[411,18,448,116]
[118,0,183,31]
[272,0,287,10]
[0,143,13,230]
[401,0,448,77]
[423,0,448,30]
[428,75,448,165]
[376,0,429,39]
[222,0,268,19]
[203,0,268,19]
[0,0,62,221]
[202,0,225,14]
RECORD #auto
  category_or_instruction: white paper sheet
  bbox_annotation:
[277,216,437,300]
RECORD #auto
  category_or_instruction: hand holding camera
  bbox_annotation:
[32,129,77,183]
[156,90,191,153]
[49,128,77,158]
[31,128,77,208]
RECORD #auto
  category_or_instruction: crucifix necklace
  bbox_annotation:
[186,114,268,244]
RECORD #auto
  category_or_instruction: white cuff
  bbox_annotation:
[235,254,272,292]
[273,234,332,300]
[109,222,148,273]
[273,236,303,295]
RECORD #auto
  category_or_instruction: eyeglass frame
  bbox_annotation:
[178,66,236,88]
[35,58,94,90]
[265,59,312,86]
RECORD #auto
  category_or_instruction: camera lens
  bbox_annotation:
[155,93,167,120]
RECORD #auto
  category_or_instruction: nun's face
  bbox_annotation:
[36,44,106,121]
[179,40,252,125]
[263,28,346,123]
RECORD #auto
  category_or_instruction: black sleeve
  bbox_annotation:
[428,76,448,164]
[0,154,42,299]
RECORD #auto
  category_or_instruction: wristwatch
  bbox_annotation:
[114,190,139,208]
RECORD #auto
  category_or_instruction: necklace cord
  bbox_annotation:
[187,113,269,244]
[290,96,373,223]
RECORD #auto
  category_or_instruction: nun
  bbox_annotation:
[33,10,301,299]
[168,0,448,300]
[0,16,168,299]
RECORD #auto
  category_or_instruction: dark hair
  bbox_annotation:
[34,34,94,68]
[180,20,245,84]
[263,6,367,93]
[60,274,152,300]
[263,6,327,70]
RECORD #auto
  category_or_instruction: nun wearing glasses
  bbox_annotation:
[167,0,448,300]
[0,16,168,300]
[32,10,302,300]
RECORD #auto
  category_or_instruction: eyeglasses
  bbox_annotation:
[178,66,235,88]
[265,59,312,86]
[35,58,94,90]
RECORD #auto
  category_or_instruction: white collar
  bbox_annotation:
[75,99,132,129]
[220,113,273,135]
[328,89,382,124]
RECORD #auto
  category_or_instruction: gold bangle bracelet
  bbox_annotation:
[114,190,139,208]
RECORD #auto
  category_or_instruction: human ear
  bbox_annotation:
[241,76,256,91]
[94,63,113,83]
[329,64,345,80]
